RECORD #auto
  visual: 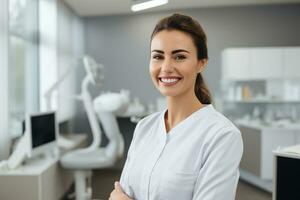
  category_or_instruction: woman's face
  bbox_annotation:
[150,30,206,98]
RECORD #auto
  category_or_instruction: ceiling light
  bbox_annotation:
[131,0,168,12]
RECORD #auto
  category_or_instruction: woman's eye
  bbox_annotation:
[152,54,164,60]
[175,55,186,60]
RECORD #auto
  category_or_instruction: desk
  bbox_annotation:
[273,151,300,200]
[0,134,87,200]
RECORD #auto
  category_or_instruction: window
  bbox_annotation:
[9,0,39,137]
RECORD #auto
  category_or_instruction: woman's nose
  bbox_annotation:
[161,58,174,72]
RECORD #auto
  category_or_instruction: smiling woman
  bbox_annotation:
[109,13,243,200]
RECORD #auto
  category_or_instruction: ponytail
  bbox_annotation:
[195,73,212,104]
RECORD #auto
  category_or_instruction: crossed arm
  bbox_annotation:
[109,182,133,200]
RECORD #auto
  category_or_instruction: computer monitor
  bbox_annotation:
[22,119,25,135]
[25,111,58,157]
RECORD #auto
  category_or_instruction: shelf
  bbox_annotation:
[224,99,300,103]
[235,120,300,131]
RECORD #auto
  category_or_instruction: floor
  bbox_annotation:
[89,169,272,200]
[236,181,272,200]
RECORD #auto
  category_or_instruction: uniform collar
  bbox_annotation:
[160,104,214,139]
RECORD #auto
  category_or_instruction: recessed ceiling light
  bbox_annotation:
[131,0,169,12]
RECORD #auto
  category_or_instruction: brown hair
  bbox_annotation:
[150,13,212,104]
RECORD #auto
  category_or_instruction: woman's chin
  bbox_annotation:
[159,90,180,97]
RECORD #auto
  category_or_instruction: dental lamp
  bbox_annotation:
[44,60,78,149]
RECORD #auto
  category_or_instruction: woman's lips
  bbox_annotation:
[158,77,182,86]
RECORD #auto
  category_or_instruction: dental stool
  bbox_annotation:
[60,118,124,200]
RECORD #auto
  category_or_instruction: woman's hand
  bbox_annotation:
[109,181,133,200]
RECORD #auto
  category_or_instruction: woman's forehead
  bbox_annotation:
[150,30,196,52]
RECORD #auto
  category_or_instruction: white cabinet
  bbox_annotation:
[222,48,250,80]
[222,47,300,80]
[250,48,282,79]
[283,47,300,78]
[221,47,300,102]
[238,124,300,192]
[239,125,296,180]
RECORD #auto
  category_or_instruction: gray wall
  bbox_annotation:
[83,4,300,103]
[74,4,300,134]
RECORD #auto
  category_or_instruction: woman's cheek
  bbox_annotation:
[149,66,158,83]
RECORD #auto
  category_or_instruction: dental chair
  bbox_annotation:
[60,56,129,200]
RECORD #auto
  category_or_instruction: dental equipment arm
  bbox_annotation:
[43,60,81,149]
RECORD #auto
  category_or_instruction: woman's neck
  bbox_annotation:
[164,93,204,133]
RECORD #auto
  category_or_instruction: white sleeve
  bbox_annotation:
[119,121,141,198]
[192,128,243,200]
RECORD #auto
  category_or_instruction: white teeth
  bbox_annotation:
[161,78,180,83]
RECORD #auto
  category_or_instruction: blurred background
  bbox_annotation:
[1,0,300,200]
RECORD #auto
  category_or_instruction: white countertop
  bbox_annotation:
[0,133,88,175]
[235,120,300,131]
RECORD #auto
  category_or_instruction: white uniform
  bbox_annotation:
[120,104,243,200]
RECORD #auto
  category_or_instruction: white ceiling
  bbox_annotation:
[63,0,300,17]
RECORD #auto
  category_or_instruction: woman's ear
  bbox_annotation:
[197,59,208,73]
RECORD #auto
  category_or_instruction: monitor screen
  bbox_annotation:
[30,112,56,149]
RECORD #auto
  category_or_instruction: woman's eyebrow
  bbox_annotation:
[151,49,190,54]
[151,50,164,54]
[172,49,190,54]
